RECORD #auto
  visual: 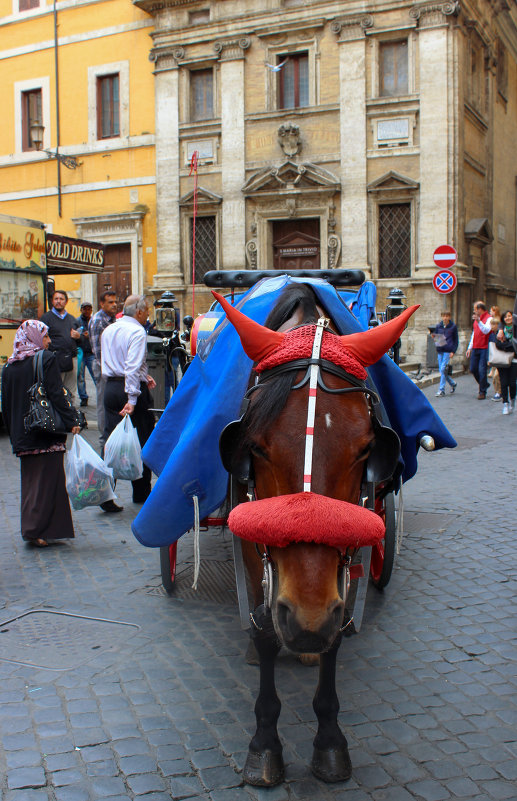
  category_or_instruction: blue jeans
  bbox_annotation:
[77,351,97,401]
[469,348,489,394]
[437,352,455,392]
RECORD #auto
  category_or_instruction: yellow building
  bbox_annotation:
[0,0,156,317]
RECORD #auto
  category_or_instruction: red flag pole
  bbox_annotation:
[189,151,199,318]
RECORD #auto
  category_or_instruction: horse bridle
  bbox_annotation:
[220,317,401,622]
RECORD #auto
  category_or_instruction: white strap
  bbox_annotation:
[303,318,328,492]
[192,494,200,590]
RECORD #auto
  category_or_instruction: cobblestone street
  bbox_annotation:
[0,374,515,801]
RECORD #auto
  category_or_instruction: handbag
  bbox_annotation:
[24,351,86,434]
[488,341,514,367]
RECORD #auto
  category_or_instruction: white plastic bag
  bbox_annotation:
[103,415,143,481]
[65,434,116,510]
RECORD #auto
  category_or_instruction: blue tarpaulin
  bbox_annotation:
[132,276,456,548]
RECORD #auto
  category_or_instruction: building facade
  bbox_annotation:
[136,0,517,361]
[1,0,517,362]
[0,0,156,315]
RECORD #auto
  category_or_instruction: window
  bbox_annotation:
[278,53,309,109]
[97,74,120,139]
[190,70,213,121]
[21,89,42,151]
[379,204,411,278]
[190,216,216,283]
[19,0,39,10]
[379,41,408,97]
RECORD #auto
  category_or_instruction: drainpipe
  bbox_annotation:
[53,0,62,217]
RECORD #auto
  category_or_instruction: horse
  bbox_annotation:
[214,283,418,787]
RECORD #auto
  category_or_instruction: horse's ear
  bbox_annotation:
[340,305,420,366]
[212,291,285,362]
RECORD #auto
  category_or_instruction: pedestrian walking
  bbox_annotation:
[76,302,96,407]
[89,291,118,449]
[489,306,502,401]
[433,310,458,396]
[494,309,517,415]
[466,300,492,399]
[101,295,156,508]
[1,320,81,547]
[40,290,81,404]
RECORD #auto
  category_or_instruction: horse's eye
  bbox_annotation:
[357,441,375,461]
[250,443,268,460]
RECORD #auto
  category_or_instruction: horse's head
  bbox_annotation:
[216,285,418,653]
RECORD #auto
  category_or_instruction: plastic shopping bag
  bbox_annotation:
[65,434,116,510]
[103,415,143,481]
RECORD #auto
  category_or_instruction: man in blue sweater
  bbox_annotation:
[433,310,459,396]
[40,290,81,403]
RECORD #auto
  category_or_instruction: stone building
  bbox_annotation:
[136,0,517,362]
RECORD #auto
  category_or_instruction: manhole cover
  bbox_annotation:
[0,610,139,670]
[403,511,459,534]
[148,560,237,605]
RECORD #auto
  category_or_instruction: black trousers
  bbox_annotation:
[104,379,155,502]
[497,363,517,403]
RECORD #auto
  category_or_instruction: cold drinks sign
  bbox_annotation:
[45,233,105,274]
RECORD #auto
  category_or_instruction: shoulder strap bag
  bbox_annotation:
[488,341,514,367]
[24,351,85,434]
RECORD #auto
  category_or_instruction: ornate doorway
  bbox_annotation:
[272,219,320,269]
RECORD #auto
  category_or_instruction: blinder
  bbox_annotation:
[219,401,252,484]
[365,402,401,484]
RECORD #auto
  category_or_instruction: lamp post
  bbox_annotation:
[385,288,407,366]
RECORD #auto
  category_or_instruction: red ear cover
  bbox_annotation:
[212,291,285,362]
[228,492,385,548]
[340,305,420,366]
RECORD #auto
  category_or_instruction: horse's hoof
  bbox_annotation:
[243,749,284,786]
[297,652,320,666]
[311,746,352,783]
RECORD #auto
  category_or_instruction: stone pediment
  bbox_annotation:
[274,231,320,248]
[465,218,493,246]
[242,160,340,195]
[367,170,419,192]
[179,186,222,206]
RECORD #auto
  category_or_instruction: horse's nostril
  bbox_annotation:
[276,601,292,633]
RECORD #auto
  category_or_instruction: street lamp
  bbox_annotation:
[29,120,82,170]
[385,287,408,366]
[153,291,180,336]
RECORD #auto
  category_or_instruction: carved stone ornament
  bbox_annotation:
[409,2,460,25]
[245,239,258,268]
[278,123,302,157]
[214,37,251,60]
[149,46,185,68]
[328,234,341,269]
[330,15,373,39]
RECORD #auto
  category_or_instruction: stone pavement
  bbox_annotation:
[0,373,516,801]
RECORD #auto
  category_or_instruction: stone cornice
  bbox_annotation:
[134,0,196,14]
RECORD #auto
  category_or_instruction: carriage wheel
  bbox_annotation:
[160,542,178,594]
[370,492,396,590]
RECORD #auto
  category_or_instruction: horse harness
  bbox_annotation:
[220,317,401,627]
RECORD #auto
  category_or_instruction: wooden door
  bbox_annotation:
[97,243,132,311]
[272,219,320,269]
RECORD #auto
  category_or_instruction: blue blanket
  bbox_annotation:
[132,276,456,547]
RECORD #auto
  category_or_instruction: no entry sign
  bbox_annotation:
[433,244,457,269]
[433,268,457,294]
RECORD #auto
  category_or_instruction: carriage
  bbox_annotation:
[132,269,455,786]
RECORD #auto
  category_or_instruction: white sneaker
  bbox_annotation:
[435,389,445,397]
[502,403,510,415]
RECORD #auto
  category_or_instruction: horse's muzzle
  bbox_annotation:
[274,598,345,654]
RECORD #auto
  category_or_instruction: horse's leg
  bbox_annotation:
[311,633,352,782]
[243,605,284,787]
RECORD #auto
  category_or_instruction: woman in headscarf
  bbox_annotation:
[1,319,81,547]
